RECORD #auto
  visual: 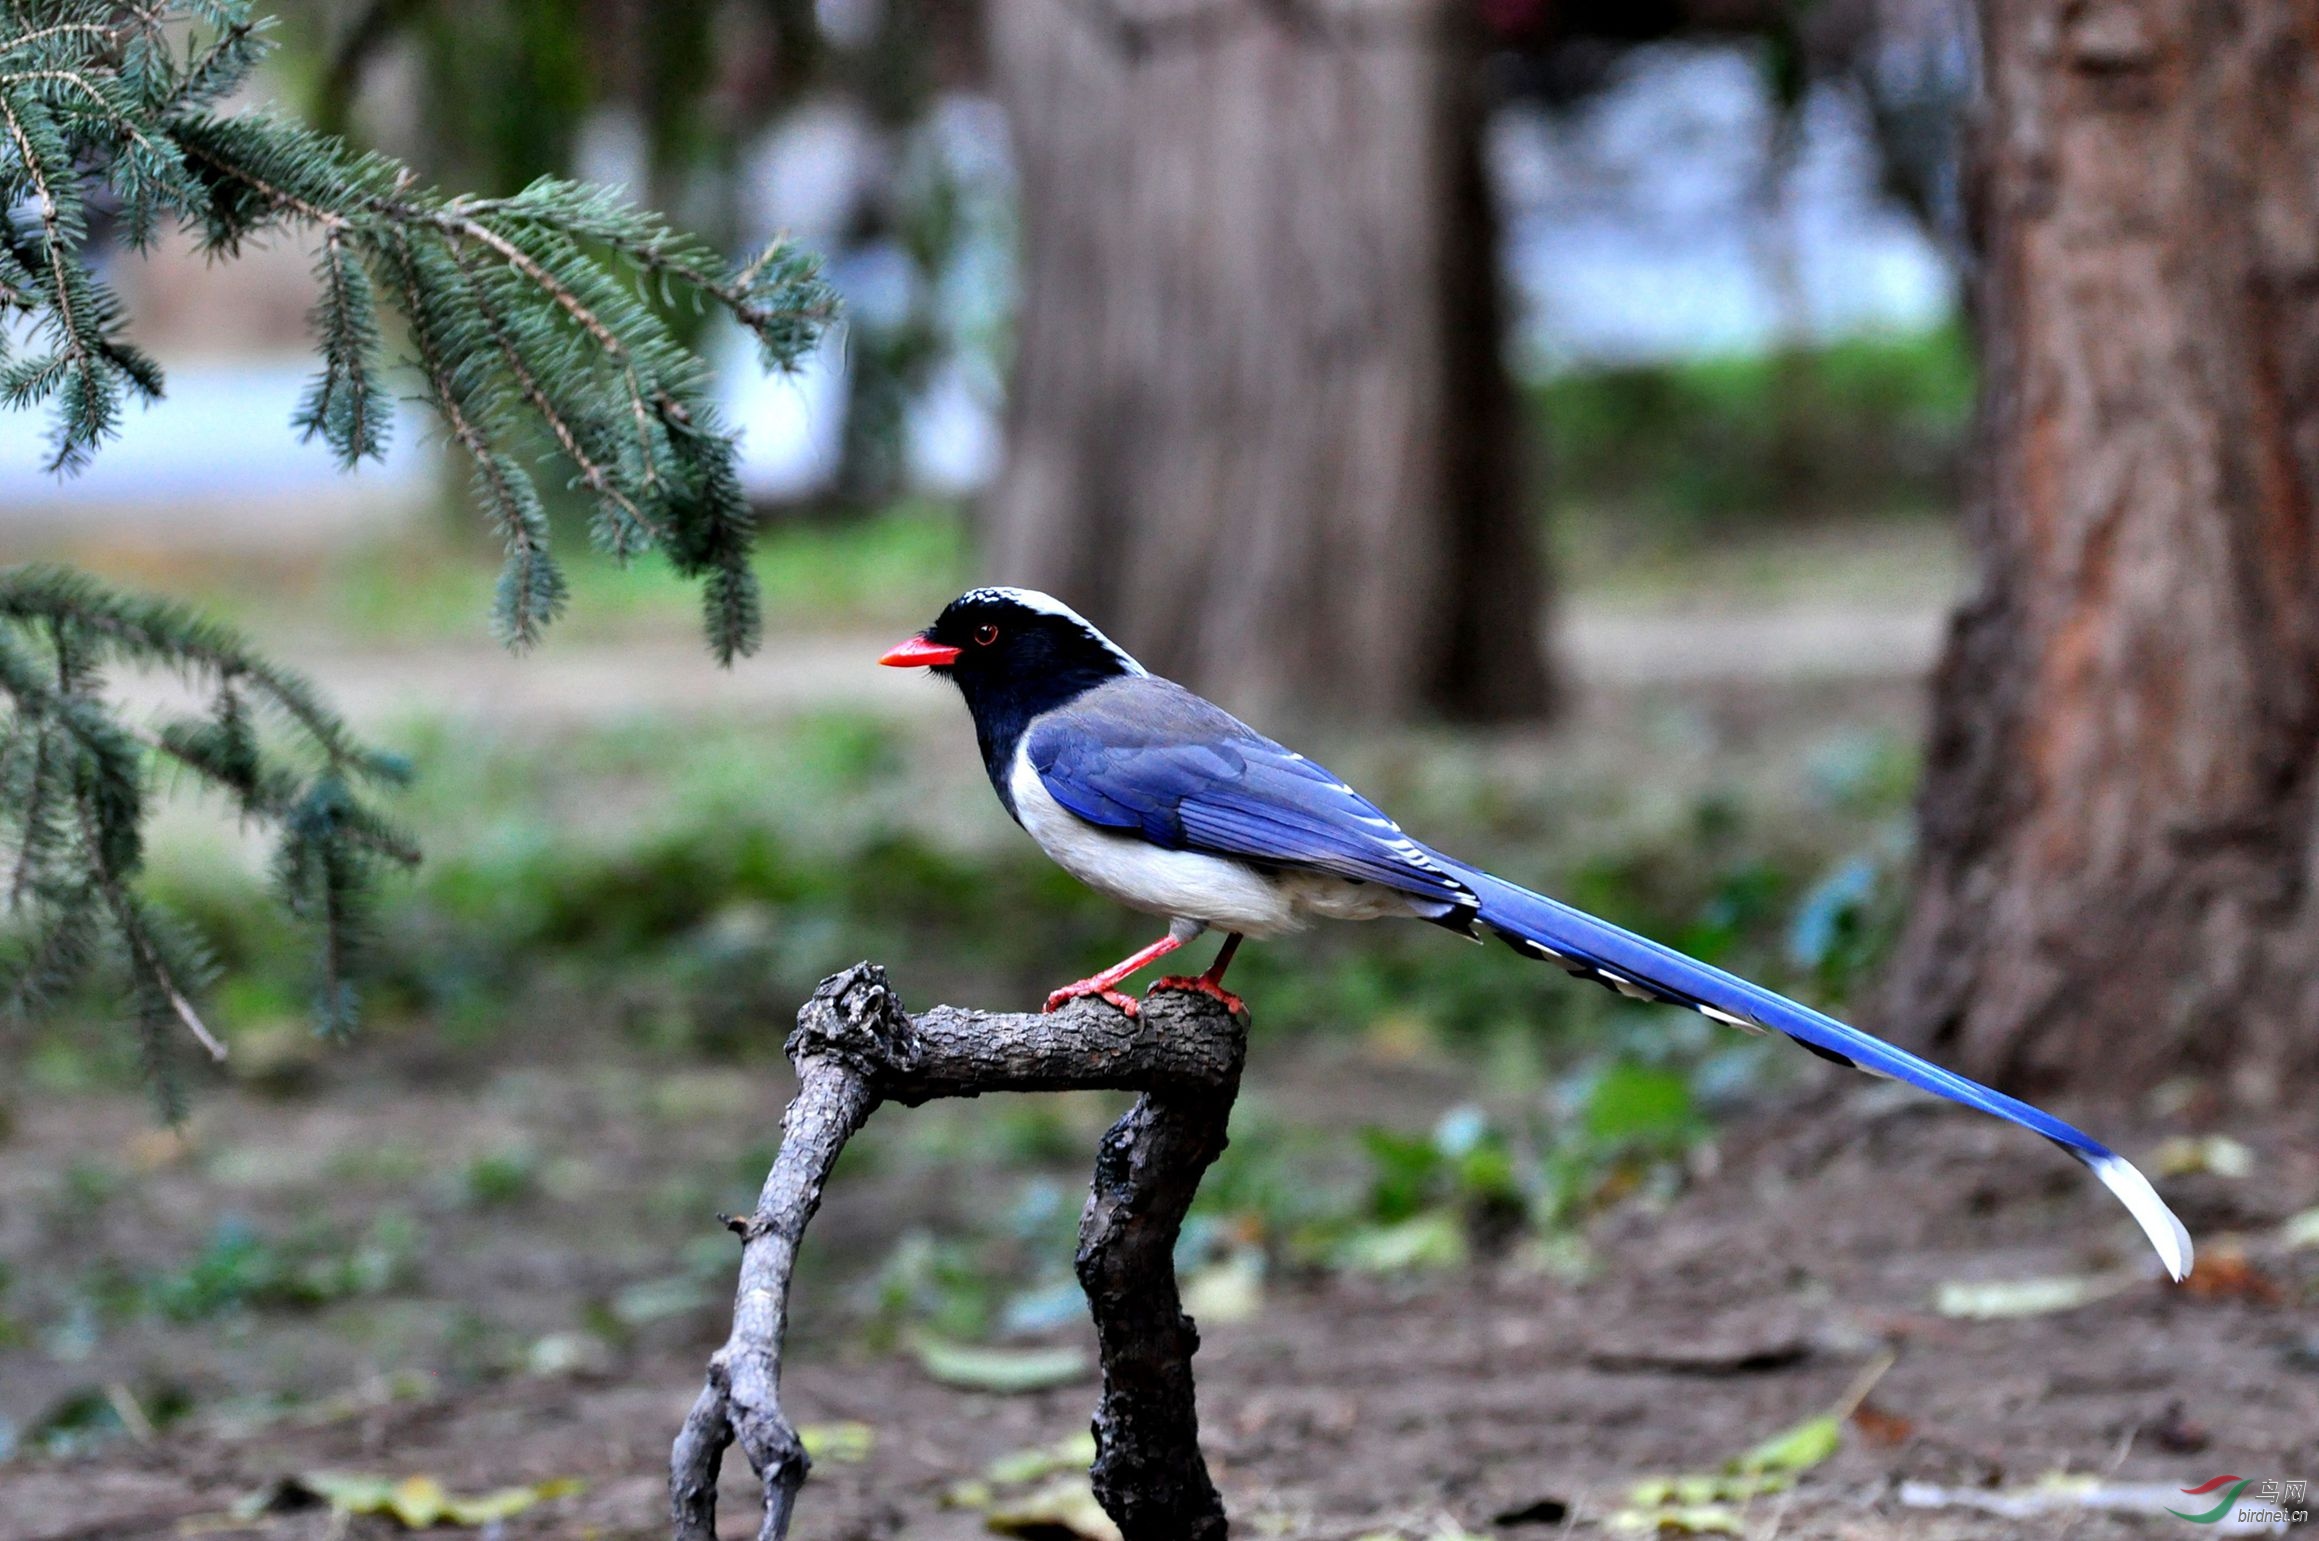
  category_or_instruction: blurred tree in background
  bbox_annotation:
[292,0,1979,730]
[984,0,1553,725]
[1883,0,2319,1099]
[981,0,1973,724]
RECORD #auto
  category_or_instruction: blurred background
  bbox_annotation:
[4,2,2313,1538]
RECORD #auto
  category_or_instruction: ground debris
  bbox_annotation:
[912,1334,1090,1393]
[1932,1271,2139,1319]
[230,1470,583,1528]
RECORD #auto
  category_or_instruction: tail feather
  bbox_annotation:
[1437,857,2193,1282]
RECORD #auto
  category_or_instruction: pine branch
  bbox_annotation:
[0,0,835,653]
[0,0,834,1079]
[1,565,418,1084]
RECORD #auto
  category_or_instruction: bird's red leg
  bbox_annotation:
[1149,932,1247,1017]
[1044,933,1183,1016]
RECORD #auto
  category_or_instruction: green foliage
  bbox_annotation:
[1360,1111,1523,1228]
[0,1,836,1067]
[17,1379,195,1457]
[1539,325,1973,529]
[459,1147,540,1208]
[0,566,416,1105]
[104,1211,420,1323]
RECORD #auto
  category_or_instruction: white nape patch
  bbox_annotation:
[1008,745,1431,938]
[2087,1151,2195,1282]
[961,587,1147,674]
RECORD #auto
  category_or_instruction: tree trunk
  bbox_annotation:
[1883,0,2319,1100]
[984,0,1554,724]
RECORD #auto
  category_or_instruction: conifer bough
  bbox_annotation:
[0,1,838,1081]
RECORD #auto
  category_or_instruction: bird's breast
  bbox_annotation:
[1007,749,1303,936]
[1004,748,1439,936]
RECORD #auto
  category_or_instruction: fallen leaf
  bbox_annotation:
[2179,1245,2282,1304]
[800,1421,875,1463]
[1329,1211,1467,1273]
[1630,1475,1772,1507]
[912,1335,1089,1393]
[2150,1135,2254,1180]
[1729,1411,1838,1477]
[1848,1402,1914,1448]
[943,1478,994,1511]
[1608,1360,1865,1533]
[1181,1250,1265,1323]
[1001,1280,1089,1337]
[1934,1273,2137,1320]
[524,1331,612,1379]
[1605,1503,1746,1535]
[2279,1207,2319,1251]
[984,1474,1123,1540]
[610,1275,707,1326]
[289,1471,582,1527]
[986,1431,1098,1486]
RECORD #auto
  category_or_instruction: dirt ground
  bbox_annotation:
[3,611,2312,1539]
[3,1045,2311,1541]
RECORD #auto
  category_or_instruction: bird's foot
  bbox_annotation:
[1148,975,1247,1018]
[1043,979,1142,1016]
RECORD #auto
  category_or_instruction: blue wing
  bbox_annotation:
[1024,678,1476,913]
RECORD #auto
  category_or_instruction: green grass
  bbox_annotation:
[44,498,971,653]
[16,691,1922,1160]
[1538,323,1973,534]
[84,1212,423,1326]
[28,326,1969,656]
[336,496,965,644]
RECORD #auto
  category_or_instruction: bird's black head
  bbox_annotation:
[880,587,1144,785]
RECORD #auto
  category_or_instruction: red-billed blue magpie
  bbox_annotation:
[880,587,2193,1281]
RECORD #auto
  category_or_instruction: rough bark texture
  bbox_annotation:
[670,963,1245,1541]
[984,0,1553,725]
[1883,0,2319,1099]
[1078,1089,1236,1540]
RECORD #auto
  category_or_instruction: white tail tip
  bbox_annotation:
[2088,1151,2194,1281]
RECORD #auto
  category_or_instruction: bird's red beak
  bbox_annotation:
[879,633,961,668]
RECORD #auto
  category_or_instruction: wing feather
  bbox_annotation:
[1025,679,1473,910]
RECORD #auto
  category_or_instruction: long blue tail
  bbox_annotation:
[1432,856,2192,1281]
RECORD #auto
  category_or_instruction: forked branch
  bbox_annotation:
[670,962,1245,1541]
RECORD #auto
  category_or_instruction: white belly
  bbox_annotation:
[1008,748,1427,938]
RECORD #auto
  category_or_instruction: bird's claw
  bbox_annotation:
[1043,980,1141,1016]
[1148,974,1247,1017]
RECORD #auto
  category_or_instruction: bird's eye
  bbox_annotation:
[974,623,1000,647]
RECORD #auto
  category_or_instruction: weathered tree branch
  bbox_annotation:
[670,961,1247,1541]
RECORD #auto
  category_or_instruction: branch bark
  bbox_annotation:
[670,962,1247,1541]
